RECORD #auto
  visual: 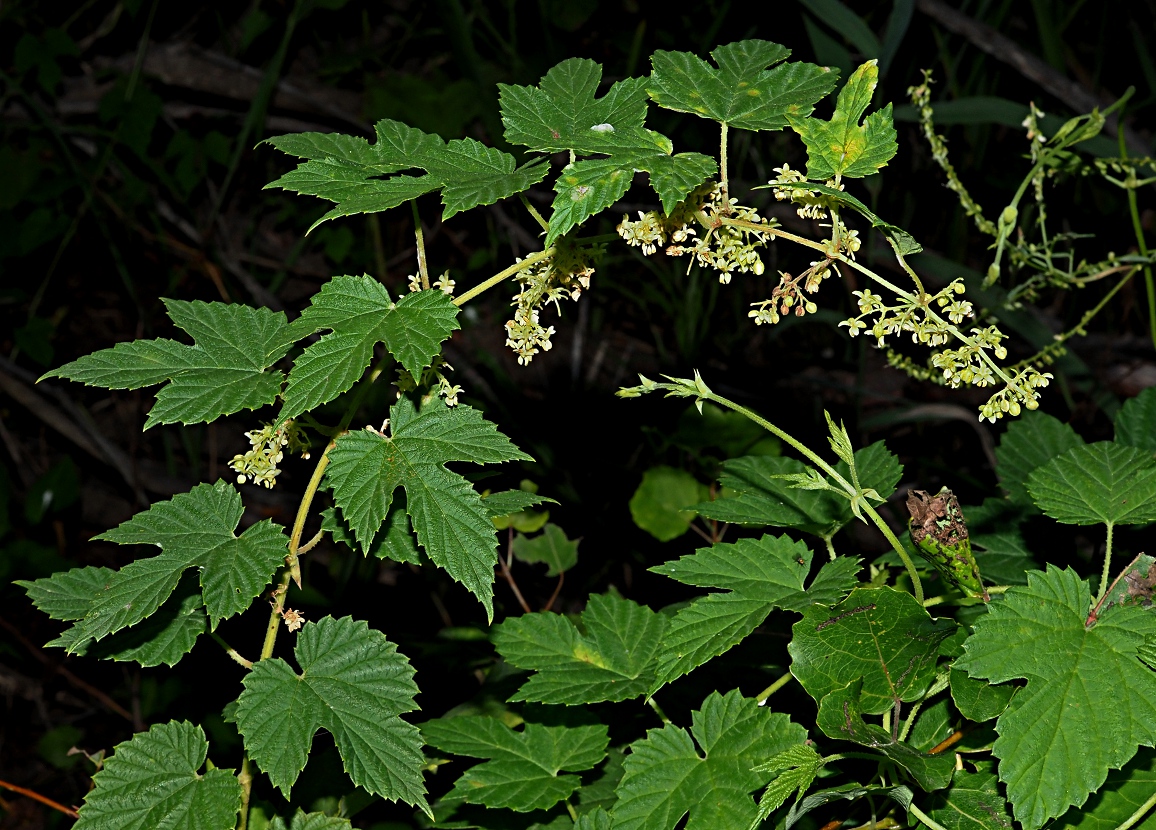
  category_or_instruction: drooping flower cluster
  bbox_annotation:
[229,419,311,488]
[396,353,463,407]
[837,280,972,346]
[505,239,601,365]
[617,182,774,283]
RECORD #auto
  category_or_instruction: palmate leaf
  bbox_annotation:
[74,721,241,830]
[269,811,352,830]
[41,300,298,429]
[693,441,902,537]
[648,533,860,691]
[789,586,956,714]
[325,398,530,619]
[1115,387,1156,453]
[76,579,206,668]
[493,593,668,703]
[993,410,1085,509]
[265,119,549,230]
[815,678,955,790]
[612,690,806,830]
[18,482,286,653]
[235,616,427,811]
[647,39,838,131]
[498,58,716,244]
[281,277,459,419]
[954,566,1156,830]
[752,744,825,822]
[924,764,1014,830]
[787,60,897,180]
[1026,442,1156,526]
[511,523,579,576]
[1052,749,1156,830]
[421,717,608,812]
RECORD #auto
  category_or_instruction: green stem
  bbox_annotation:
[1113,790,1156,830]
[520,194,549,232]
[823,534,837,562]
[719,122,729,202]
[211,633,254,669]
[453,248,554,306]
[1097,522,1117,604]
[1119,121,1156,350]
[411,201,431,291]
[699,390,924,603]
[646,696,671,724]
[565,800,578,822]
[237,757,253,830]
[910,803,951,830]
[755,672,794,703]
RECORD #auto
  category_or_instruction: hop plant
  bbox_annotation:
[229,419,311,488]
[505,238,601,365]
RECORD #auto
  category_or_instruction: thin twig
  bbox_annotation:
[499,529,532,614]
[0,778,79,819]
[544,571,564,612]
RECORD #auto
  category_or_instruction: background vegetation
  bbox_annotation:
[1,0,1154,827]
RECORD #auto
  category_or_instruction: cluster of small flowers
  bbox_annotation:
[229,419,311,488]
[929,325,1009,390]
[767,163,831,220]
[396,354,463,407]
[505,242,600,365]
[617,183,772,283]
[407,271,456,296]
[837,281,971,348]
[977,367,1053,422]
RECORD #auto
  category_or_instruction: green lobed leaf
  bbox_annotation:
[1115,387,1156,453]
[694,441,901,537]
[326,398,530,619]
[512,523,579,576]
[789,585,957,714]
[994,410,1085,509]
[648,534,860,690]
[235,616,427,810]
[493,593,668,703]
[265,118,550,228]
[1052,749,1156,830]
[815,678,955,790]
[1026,442,1156,526]
[281,277,459,419]
[41,300,298,429]
[629,465,709,542]
[751,743,824,823]
[612,690,806,830]
[948,667,1015,724]
[647,40,838,131]
[320,504,421,564]
[269,811,352,830]
[20,482,286,653]
[954,566,1156,830]
[576,749,625,816]
[79,581,207,667]
[787,60,897,179]
[924,765,1014,830]
[73,721,241,830]
[574,807,613,830]
[970,530,1036,586]
[907,697,954,753]
[421,717,608,812]
[482,490,556,520]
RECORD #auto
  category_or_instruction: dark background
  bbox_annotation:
[2,1,1154,827]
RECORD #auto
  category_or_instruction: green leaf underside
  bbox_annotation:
[1026,442,1156,526]
[326,399,528,619]
[421,717,608,812]
[1115,387,1156,453]
[20,482,285,652]
[79,581,206,667]
[647,40,837,130]
[235,616,427,810]
[994,411,1085,508]
[767,180,921,255]
[281,277,459,419]
[511,523,579,576]
[498,57,715,243]
[789,586,956,714]
[815,678,955,790]
[612,690,806,830]
[694,441,901,536]
[752,744,824,822]
[320,504,421,564]
[41,300,297,429]
[74,721,241,830]
[954,566,1156,830]
[648,534,860,689]
[787,60,897,180]
[265,119,550,228]
[493,593,668,703]
[1052,749,1156,830]
[925,766,1014,830]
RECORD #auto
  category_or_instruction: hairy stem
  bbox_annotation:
[755,672,794,703]
[1097,522,1116,604]
[823,534,837,562]
[411,201,430,291]
[719,122,729,202]
[700,391,924,603]
[237,758,253,830]
[211,632,254,669]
